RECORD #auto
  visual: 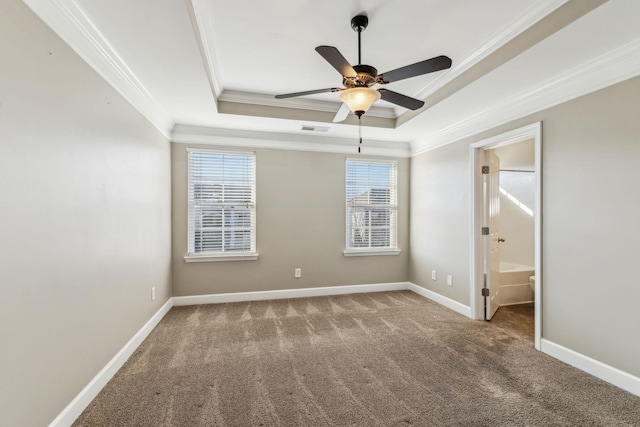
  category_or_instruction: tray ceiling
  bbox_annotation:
[23,0,640,154]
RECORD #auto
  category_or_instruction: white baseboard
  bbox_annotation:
[541,339,640,398]
[49,298,173,427]
[500,300,535,307]
[407,283,472,318]
[172,282,410,306]
[499,283,534,306]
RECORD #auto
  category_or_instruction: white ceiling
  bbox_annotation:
[23,0,640,155]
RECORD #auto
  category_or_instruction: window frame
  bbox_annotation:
[184,148,258,263]
[344,158,401,257]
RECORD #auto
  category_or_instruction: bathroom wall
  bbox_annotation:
[494,140,535,268]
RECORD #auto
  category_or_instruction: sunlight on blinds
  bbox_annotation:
[345,159,397,250]
[187,149,256,255]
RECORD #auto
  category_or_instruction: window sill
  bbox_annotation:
[184,253,259,263]
[343,248,401,257]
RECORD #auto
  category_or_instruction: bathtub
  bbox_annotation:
[498,261,534,305]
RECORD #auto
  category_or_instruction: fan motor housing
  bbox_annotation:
[344,64,378,87]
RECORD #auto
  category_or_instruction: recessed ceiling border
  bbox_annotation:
[219,90,396,119]
[186,0,223,100]
[171,125,411,158]
[409,0,570,103]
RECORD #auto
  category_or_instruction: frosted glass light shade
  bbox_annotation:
[339,87,381,114]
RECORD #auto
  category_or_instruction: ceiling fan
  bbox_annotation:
[274,14,452,123]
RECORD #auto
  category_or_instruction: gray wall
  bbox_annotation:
[0,2,172,426]
[172,144,410,296]
[410,75,640,378]
[409,142,471,305]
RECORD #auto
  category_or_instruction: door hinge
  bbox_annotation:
[481,288,490,297]
[481,165,490,174]
[481,227,490,235]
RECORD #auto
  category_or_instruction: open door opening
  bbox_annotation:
[470,122,542,349]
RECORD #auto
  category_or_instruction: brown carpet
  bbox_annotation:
[73,291,640,426]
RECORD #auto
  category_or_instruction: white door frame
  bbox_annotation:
[469,122,542,350]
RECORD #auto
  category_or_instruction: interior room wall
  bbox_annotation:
[172,143,410,296]
[409,75,640,379]
[0,2,172,426]
[409,142,471,306]
[494,140,535,267]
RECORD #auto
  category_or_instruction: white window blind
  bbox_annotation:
[345,159,397,250]
[187,149,256,257]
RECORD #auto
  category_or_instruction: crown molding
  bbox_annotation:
[22,0,174,139]
[219,90,397,119]
[411,0,570,102]
[411,37,640,156]
[171,125,411,158]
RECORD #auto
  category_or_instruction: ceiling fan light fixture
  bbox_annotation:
[274,14,452,122]
[339,87,380,116]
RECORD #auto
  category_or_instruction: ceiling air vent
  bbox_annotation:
[301,125,330,132]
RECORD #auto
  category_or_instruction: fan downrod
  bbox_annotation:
[351,15,368,68]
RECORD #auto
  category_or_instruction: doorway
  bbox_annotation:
[469,122,542,349]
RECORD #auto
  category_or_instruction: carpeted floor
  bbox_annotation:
[491,303,535,340]
[73,291,640,426]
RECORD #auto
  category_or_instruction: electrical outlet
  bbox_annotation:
[151,287,156,301]
[294,268,301,278]
[431,270,437,281]
[447,275,453,287]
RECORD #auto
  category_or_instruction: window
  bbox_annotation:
[186,149,257,262]
[345,159,399,256]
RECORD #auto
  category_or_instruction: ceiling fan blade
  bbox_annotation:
[378,55,452,84]
[332,102,351,123]
[315,46,357,77]
[275,87,341,99]
[378,88,424,110]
